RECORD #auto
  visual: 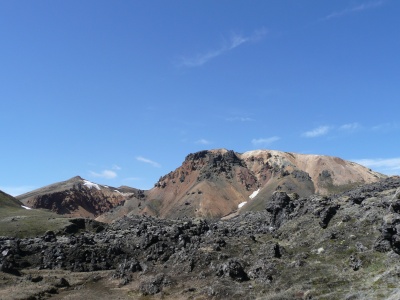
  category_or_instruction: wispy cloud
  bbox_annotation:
[112,164,121,170]
[179,28,267,67]
[372,122,399,132]
[251,136,280,146]
[339,122,361,132]
[89,170,117,179]
[302,126,331,138]
[226,116,255,122]
[353,157,400,175]
[136,156,161,168]
[322,1,385,20]
[0,185,36,197]
[195,139,211,145]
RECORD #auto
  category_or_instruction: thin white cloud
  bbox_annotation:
[112,164,121,170]
[353,158,400,175]
[226,116,255,122]
[136,156,161,168]
[372,122,399,132]
[251,136,280,146]
[302,126,331,138]
[179,28,267,67]
[339,122,361,132]
[0,185,36,197]
[195,139,211,145]
[323,0,385,20]
[89,170,117,179]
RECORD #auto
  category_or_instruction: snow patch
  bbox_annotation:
[317,247,325,254]
[21,205,32,210]
[83,180,101,190]
[238,202,247,209]
[249,188,260,199]
[114,189,134,197]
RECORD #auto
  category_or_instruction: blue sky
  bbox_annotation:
[1,0,399,195]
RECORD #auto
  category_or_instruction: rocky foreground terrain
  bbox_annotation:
[2,176,400,299]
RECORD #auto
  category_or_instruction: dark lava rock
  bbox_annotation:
[0,258,20,276]
[374,237,392,252]
[216,258,249,282]
[30,275,44,282]
[319,204,340,229]
[374,213,400,254]
[266,191,294,228]
[260,242,282,259]
[248,258,275,283]
[43,231,57,242]
[349,255,362,271]
[55,277,70,288]
[113,258,142,284]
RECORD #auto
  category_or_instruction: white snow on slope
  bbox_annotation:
[249,188,260,199]
[238,202,247,209]
[83,180,101,190]
[21,205,32,210]
[115,190,134,197]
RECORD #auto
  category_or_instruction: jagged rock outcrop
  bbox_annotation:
[374,188,400,253]
[265,191,295,228]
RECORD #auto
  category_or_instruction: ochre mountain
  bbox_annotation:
[17,176,145,218]
[139,149,385,219]
[239,149,385,212]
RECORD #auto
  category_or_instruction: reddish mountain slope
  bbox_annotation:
[17,176,144,218]
[141,149,385,219]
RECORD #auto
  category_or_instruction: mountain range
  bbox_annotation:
[15,149,385,221]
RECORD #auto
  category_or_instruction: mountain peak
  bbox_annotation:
[68,175,84,182]
[145,149,386,219]
[16,176,134,218]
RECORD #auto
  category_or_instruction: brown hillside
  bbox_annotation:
[139,149,385,219]
[17,176,144,218]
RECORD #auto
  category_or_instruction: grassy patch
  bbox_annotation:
[0,206,71,238]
